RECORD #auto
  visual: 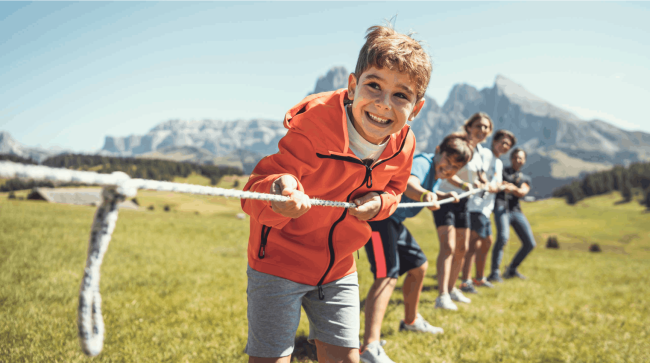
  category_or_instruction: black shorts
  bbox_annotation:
[470,212,492,238]
[365,218,428,279]
[433,198,470,229]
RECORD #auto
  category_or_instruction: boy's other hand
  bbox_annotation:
[349,192,381,221]
[447,191,461,203]
[270,175,311,218]
[424,192,440,211]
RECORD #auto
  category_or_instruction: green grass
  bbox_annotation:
[0,191,648,362]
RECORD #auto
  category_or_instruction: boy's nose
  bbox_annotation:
[375,93,391,110]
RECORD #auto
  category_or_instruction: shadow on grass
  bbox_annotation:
[292,335,318,362]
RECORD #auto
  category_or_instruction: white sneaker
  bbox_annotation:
[434,293,458,310]
[450,287,471,304]
[360,340,395,363]
[399,313,444,335]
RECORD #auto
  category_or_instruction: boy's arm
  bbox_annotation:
[448,175,474,191]
[242,130,321,228]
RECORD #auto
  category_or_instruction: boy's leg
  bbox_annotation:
[433,205,456,296]
[448,203,470,293]
[245,266,306,361]
[473,213,493,281]
[402,261,428,324]
[362,220,403,349]
[448,227,469,292]
[435,225,456,295]
[475,235,492,280]
[363,277,397,347]
[315,340,359,363]
[490,207,510,279]
[461,230,480,282]
[302,273,360,363]
[507,211,536,272]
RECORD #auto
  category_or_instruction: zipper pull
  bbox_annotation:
[318,285,324,300]
[258,245,266,259]
[365,165,373,188]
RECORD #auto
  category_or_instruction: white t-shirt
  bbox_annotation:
[438,143,488,194]
[346,106,388,162]
[468,148,503,217]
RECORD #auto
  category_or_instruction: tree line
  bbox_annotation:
[552,161,650,208]
[0,153,243,192]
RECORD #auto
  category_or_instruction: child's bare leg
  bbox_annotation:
[315,340,359,363]
[461,231,480,281]
[436,226,456,295]
[475,235,492,280]
[448,227,469,292]
[249,357,290,363]
[362,277,397,349]
[402,261,428,324]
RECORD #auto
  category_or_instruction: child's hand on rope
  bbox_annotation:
[443,191,461,203]
[270,175,311,218]
[422,191,440,211]
[349,192,381,221]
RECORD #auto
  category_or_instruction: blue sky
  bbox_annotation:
[2,1,649,152]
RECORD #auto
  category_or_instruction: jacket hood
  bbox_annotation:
[283,89,411,157]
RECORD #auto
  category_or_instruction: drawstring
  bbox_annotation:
[258,226,272,259]
[318,285,324,300]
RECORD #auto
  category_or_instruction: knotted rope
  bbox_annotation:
[0,160,489,356]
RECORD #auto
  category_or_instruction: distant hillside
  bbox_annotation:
[6,67,647,198]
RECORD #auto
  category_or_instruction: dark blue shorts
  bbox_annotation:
[365,218,428,279]
[470,212,491,238]
[433,198,469,229]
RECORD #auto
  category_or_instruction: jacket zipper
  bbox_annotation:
[313,129,410,299]
[258,225,272,259]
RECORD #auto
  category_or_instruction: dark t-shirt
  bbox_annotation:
[495,166,532,212]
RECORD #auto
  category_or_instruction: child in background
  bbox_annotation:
[433,113,493,310]
[488,148,537,282]
[361,133,473,363]
[241,25,431,363]
[460,130,515,293]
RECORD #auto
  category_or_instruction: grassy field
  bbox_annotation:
[1,189,649,362]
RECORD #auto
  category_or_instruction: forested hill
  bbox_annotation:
[0,153,242,192]
[553,161,650,206]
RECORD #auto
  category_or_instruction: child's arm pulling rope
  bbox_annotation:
[0,160,492,356]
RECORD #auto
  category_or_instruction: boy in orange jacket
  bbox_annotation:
[241,25,432,363]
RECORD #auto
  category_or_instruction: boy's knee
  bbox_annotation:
[409,261,428,277]
[455,243,467,256]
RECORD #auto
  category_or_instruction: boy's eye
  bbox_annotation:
[367,82,381,90]
[394,93,409,101]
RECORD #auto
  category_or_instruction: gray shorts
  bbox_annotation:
[245,265,360,358]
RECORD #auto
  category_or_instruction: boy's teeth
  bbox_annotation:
[368,113,389,124]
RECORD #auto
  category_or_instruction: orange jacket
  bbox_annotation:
[242,89,415,290]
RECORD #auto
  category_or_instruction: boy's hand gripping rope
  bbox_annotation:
[0,160,486,356]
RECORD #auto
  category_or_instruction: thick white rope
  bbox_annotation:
[0,160,494,356]
[77,186,125,356]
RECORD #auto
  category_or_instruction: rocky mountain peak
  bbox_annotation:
[312,66,349,94]
[493,74,579,121]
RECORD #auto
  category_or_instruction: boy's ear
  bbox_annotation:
[408,98,426,121]
[347,73,357,100]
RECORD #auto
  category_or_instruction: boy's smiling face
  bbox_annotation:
[347,67,424,145]
[434,151,466,180]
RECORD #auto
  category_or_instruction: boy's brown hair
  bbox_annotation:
[354,25,432,100]
[463,112,494,136]
[493,129,517,147]
[438,132,473,164]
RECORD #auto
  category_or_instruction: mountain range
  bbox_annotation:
[2,67,649,197]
